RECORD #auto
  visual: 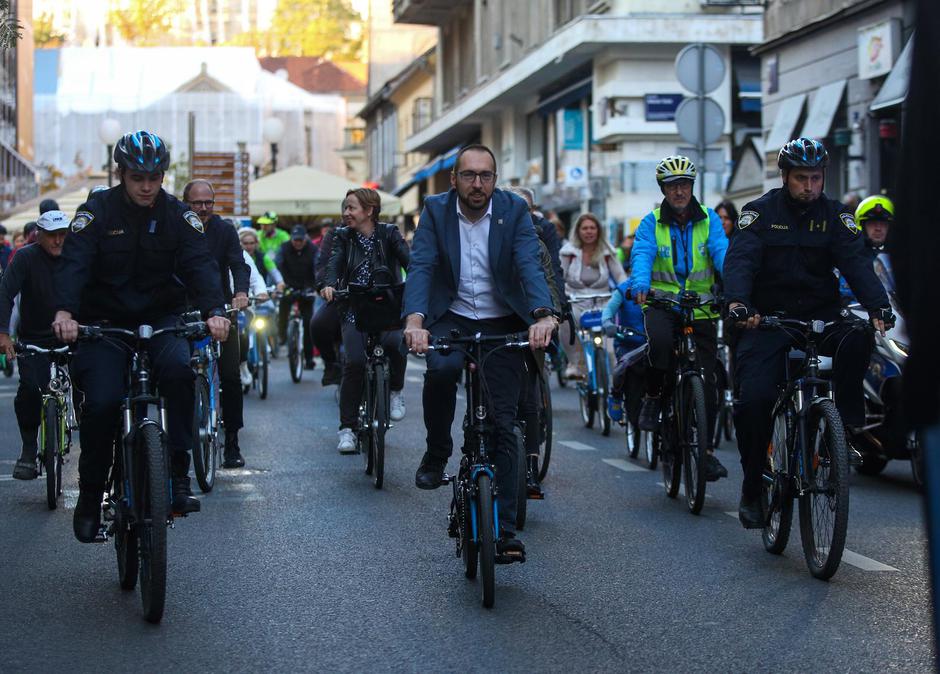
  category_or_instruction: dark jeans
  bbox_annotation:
[14,351,51,446]
[644,306,719,444]
[424,312,527,534]
[733,321,871,499]
[338,322,405,429]
[219,324,242,432]
[311,302,341,366]
[72,315,194,490]
[278,295,314,362]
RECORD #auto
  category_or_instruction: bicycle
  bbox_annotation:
[759,314,864,580]
[191,329,223,493]
[645,289,716,515]
[532,361,553,484]
[277,288,316,383]
[609,328,655,469]
[431,331,529,609]
[712,317,735,449]
[14,342,78,509]
[569,292,613,436]
[240,299,274,400]
[83,319,208,624]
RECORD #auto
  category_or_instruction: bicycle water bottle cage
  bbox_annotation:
[580,311,603,329]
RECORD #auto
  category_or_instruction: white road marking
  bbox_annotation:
[602,458,645,472]
[0,392,16,398]
[406,376,423,383]
[720,512,898,571]
[558,440,596,451]
[0,475,14,482]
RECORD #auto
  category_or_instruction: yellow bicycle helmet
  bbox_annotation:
[656,155,697,184]
[855,195,894,223]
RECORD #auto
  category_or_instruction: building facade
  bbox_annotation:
[756,0,915,198]
[393,0,763,238]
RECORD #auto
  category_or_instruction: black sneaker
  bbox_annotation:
[12,440,38,480]
[705,453,728,481]
[222,432,245,469]
[638,396,661,432]
[738,494,764,530]
[73,488,103,542]
[172,476,201,515]
[304,358,316,371]
[415,461,445,490]
[321,363,342,386]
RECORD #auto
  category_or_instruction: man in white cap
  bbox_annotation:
[0,210,69,479]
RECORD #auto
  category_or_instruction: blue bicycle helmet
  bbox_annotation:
[113,130,170,174]
[778,137,829,170]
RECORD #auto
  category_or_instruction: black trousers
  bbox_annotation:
[424,312,527,534]
[278,295,314,361]
[733,321,872,499]
[218,324,243,433]
[516,352,541,457]
[72,315,194,490]
[338,321,405,429]
[644,306,719,443]
[310,301,341,366]
[14,351,51,446]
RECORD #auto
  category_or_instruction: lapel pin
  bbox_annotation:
[498,219,503,225]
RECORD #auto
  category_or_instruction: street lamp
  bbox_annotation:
[98,117,123,187]
[248,143,265,180]
[262,117,285,173]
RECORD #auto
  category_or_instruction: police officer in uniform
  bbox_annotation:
[723,138,893,528]
[51,130,230,543]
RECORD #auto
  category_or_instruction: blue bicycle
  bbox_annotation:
[191,332,223,493]
[569,292,613,436]
[240,300,274,400]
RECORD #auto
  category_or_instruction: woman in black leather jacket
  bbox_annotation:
[321,188,410,454]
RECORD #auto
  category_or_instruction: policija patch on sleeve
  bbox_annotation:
[184,210,205,234]
[70,211,94,233]
[840,212,860,235]
[737,210,759,230]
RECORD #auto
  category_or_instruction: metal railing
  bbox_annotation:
[0,139,38,216]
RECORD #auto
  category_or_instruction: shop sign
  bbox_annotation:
[858,19,901,80]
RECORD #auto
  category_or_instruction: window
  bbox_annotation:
[412,98,432,134]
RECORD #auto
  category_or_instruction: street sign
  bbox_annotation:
[644,94,684,122]
[677,147,726,174]
[191,151,251,217]
[675,97,725,147]
[675,43,725,95]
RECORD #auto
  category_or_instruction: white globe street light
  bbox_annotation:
[262,117,285,173]
[98,117,123,186]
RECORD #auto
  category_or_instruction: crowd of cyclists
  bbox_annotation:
[0,129,903,591]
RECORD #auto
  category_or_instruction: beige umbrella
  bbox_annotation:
[249,165,402,218]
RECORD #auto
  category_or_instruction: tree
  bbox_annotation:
[0,0,22,48]
[108,0,179,47]
[232,0,363,60]
[34,12,66,48]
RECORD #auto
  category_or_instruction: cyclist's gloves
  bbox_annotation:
[727,304,754,323]
[871,307,896,330]
[602,321,618,338]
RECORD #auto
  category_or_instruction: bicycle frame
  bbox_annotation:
[192,336,222,438]
[17,345,76,468]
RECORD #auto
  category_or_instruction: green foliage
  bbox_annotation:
[34,11,66,48]
[234,0,363,59]
[108,0,177,47]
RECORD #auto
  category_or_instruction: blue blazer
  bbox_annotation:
[402,188,553,328]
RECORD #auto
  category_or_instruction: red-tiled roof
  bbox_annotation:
[260,57,366,95]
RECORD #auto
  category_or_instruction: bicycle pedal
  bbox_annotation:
[440,473,453,484]
[527,489,545,501]
[93,526,110,543]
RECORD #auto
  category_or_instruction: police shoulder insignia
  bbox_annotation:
[737,210,759,230]
[70,211,94,233]
[840,212,860,235]
[183,210,205,234]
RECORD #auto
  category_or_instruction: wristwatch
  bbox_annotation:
[532,307,555,320]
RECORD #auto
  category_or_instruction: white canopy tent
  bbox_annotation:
[249,165,402,217]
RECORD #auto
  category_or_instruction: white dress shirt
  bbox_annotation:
[449,199,512,320]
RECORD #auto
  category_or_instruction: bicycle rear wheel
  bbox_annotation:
[288,320,303,383]
[640,429,658,470]
[258,334,269,400]
[596,347,611,436]
[536,370,552,482]
[579,387,596,428]
[514,425,527,530]
[138,423,169,623]
[763,403,794,554]
[681,375,708,515]
[661,410,681,498]
[371,363,388,490]
[192,374,215,493]
[798,399,850,581]
[42,398,62,510]
[477,473,496,609]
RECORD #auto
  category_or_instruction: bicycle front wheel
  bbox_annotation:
[536,370,553,482]
[763,402,794,555]
[661,411,681,498]
[371,363,388,490]
[596,347,611,436]
[514,425,527,531]
[42,398,62,509]
[287,320,303,383]
[579,388,595,428]
[192,374,215,493]
[258,334,269,400]
[798,399,850,581]
[477,473,496,609]
[681,375,708,515]
[138,423,169,623]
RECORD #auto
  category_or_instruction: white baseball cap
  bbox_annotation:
[36,210,70,232]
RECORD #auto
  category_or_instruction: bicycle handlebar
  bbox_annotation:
[14,343,70,355]
[644,288,717,309]
[428,332,530,351]
[78,321,209,342]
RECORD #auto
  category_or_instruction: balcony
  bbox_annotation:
[393,0,467,26]
[341,127,365,151]
[0,140,38,217]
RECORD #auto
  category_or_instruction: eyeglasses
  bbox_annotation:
[456,170,497,184]
[188,200,215,208]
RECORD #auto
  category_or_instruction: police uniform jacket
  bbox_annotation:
[55,187,225,324]
[723,187,888,321]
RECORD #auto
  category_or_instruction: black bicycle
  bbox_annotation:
[645,290,715,515]
[277,287,316,383]
[759,315,864,580]
[431,332,529,609]
[83,319,208,624]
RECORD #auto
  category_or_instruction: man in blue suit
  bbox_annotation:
[403,144,556,560]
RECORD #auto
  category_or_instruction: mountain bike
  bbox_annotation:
[191,331,223,493]
[279,288,316,383]
[14,343,78,509]
[645,290,715,515]
[432,331,529,609]
[760,315,865,580]
[85,319,208,624]
[569,292,613,436]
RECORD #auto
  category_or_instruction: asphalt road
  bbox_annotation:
[0,353,934,672]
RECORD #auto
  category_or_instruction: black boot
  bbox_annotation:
[222,430,245,469]
[526,455,544,499]
[321,362,342,386]
[12,437,39,480]
[73,486,103,543]
[172,476,201,515]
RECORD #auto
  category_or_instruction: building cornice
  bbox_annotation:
[752,0,891,55]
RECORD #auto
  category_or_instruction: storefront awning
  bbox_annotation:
[871,35,913,111]
[396,144,462,195]
[765,93,806,152]
[800,80,846,140]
